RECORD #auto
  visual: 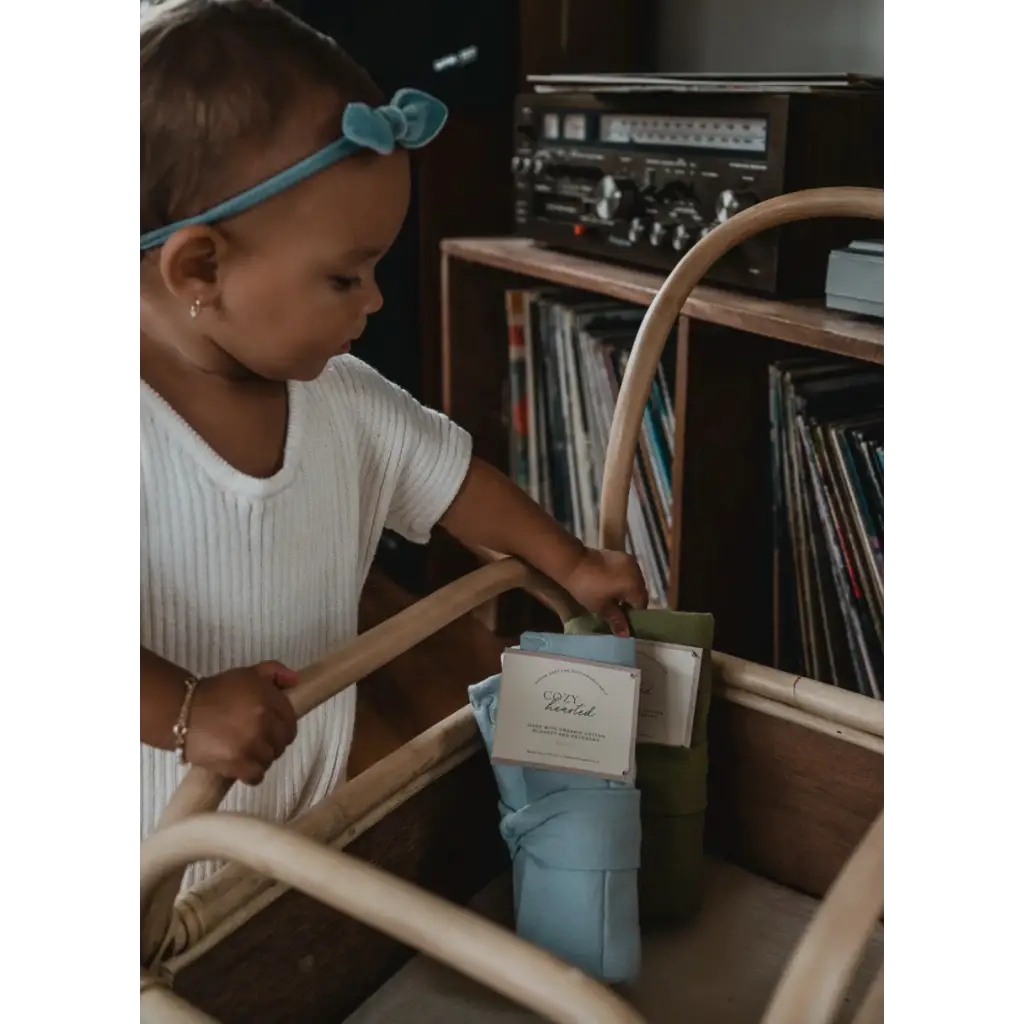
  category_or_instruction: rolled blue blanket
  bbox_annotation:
[467,631,642,984]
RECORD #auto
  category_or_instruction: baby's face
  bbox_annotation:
[210,147,412,381]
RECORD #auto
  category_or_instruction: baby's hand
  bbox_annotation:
[563,548,649,637]
[184,661,301,785]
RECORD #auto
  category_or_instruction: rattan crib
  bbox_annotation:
[141,186,884,1024]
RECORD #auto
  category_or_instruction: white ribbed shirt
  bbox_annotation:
[141,355,472,891]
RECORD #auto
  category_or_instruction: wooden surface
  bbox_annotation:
[173,752,510,1024]
[672,323,791,664]
[441,237,883,365]
[350,570,505,776]
[705,698,883,900]
[346,863,882,1024]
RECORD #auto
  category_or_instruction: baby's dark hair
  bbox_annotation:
[141,0,383,238]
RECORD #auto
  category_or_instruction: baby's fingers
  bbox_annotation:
[623,570,649,610]
[255,660,301,688]
[601,601,633,638]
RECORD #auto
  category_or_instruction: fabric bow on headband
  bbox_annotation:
[140,87,447,251]
[342,87,446,153]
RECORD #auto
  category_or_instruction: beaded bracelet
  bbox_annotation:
[171,676,201,766]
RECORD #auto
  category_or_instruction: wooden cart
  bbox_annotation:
[141,186,884,1024]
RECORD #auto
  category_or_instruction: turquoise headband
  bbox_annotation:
[140,87,447,251]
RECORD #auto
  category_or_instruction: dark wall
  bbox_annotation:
[289,0,519,110]
[286,0,520,402]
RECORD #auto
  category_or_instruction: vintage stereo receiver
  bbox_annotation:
[512,80,883,295]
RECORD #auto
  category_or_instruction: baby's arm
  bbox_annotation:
[439,457,586,584]
[141,646,195,751]
[140,647,301,784]
[337,356,647,634]
[440,457,647,636]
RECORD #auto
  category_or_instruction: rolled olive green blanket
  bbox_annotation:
[565,609,715,926]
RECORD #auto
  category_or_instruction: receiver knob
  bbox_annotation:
[628,217,645,244]
[594,175,637,221]
[671,223,693,252]
[715,188,757,223]
[649,222,668,247]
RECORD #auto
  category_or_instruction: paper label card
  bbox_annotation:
[491,650,641,780]
[634,639,703,748]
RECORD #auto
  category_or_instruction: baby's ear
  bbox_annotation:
[157,225,226,306]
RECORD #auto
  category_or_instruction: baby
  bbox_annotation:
[140,0,648,891]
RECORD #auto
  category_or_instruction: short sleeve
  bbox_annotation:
[329,357,473,546]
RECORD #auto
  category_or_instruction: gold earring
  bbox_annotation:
[189,298,202,319]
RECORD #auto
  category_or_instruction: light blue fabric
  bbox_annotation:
[467,631,642,984]
[140,87,447,250]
